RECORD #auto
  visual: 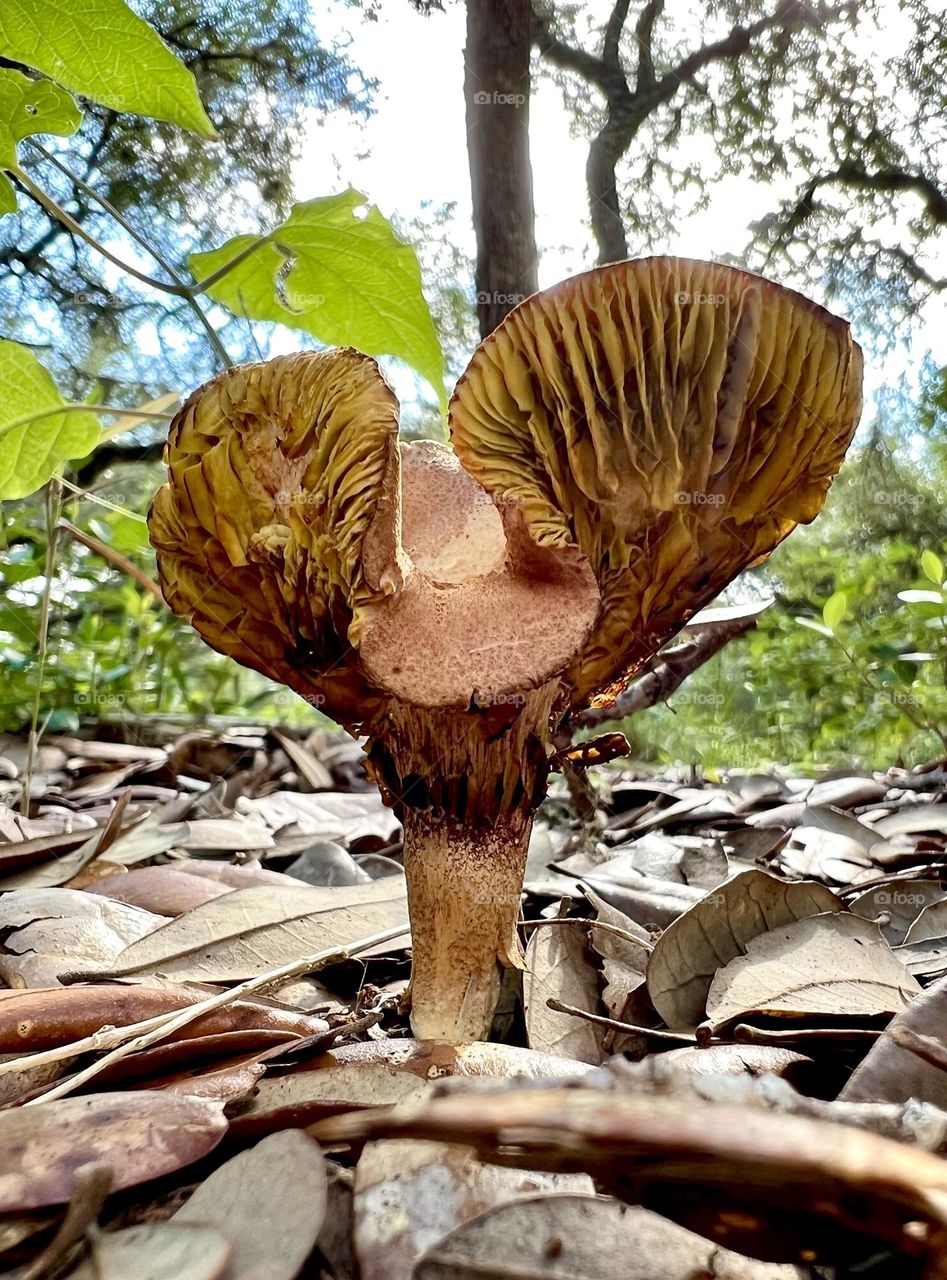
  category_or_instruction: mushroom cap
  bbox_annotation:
[449,256,863,706]
[148,348,400,725]
[149,258,862,722]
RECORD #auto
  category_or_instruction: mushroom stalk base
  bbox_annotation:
[402,808,531,1041]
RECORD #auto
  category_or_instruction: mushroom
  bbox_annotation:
[149,257,863,1042]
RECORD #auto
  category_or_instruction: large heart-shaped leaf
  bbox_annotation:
[190,190,446,410]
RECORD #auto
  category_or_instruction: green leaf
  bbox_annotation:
[921,549,945,587]
[0,341,101,499]
[0,0,214,137]
[822,591,847,632]
[0,69,81,213]
[190,190,446,410]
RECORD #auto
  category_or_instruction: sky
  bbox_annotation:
[294,0,946,416]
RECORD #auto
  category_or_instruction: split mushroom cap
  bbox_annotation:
[149,256,862,1043]
[150,258,862,724]
[449,256,863,706]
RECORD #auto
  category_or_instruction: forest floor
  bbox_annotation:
[0,722,946,1278]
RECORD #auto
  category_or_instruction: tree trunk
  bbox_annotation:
[465,0,539,339]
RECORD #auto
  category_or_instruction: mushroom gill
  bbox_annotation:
[149,257,863,1042]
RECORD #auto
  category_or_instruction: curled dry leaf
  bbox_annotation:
[849,880,946,944]
[66,879,408,983]
[315,1087,947,1263]
[237,791,401,846]
[161,1059,267,1104]
[172,1130,327,1280]
[85,866,235,916]
[231,1038,594,1138]
[0,889,164,987]
[171,859,302,890]
[705,913,920,1033]
[355,1140,593,1280]
[0,984,327,1053]
[414,1194,804,1280]
[842,971,947,1107]
[585,887,650,1019]
[524,921,606,1064]
[0,1092,228,1211]
[68,1222,232,1280]
[646,870,841,1028]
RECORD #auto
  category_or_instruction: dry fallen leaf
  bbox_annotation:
[842,971,947,1107]
[0,984,327,1052]
[0,1092,228,1210]
[0,889,163,987]
[66,879,408,983]
[524,921,606,1064]
[646,870,841,1028]
[173,1130,326,1279]
[585,887,650,1019]
[849,879,945,944]
[237,791,400,845]
[85,866,235,916]
[414,1194,804,1279]
[68,1222,232,1280]
[705,913,920,1032]
[354,1141,592,1280]
[231,1039,593,1138]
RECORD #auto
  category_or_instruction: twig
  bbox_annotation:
[21,482,61,815]
[58,519,164,602]
[730,1023,882,1047]
[0,403,174,446]
[889,1024,947,1073]
[521,917,652,949]
[11,1163,111,1280]
[546,998,696,1042]
[5,923,409,1102]
[12,165,234,369]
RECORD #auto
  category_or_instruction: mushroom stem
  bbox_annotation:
[402,809,531,1041]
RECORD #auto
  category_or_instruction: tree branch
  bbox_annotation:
[575,615,759,728]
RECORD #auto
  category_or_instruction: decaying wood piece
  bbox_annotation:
[315,1086,947,1267]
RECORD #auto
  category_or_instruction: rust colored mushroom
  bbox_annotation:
[148,257,863,1041]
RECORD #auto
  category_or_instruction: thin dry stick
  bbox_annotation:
[546,998,697,1043]
[521,917,652,949]
[7,922,408,1102]
[59,520,164,602]
[889,1023,947,1073]
[13,1163,112,1280]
